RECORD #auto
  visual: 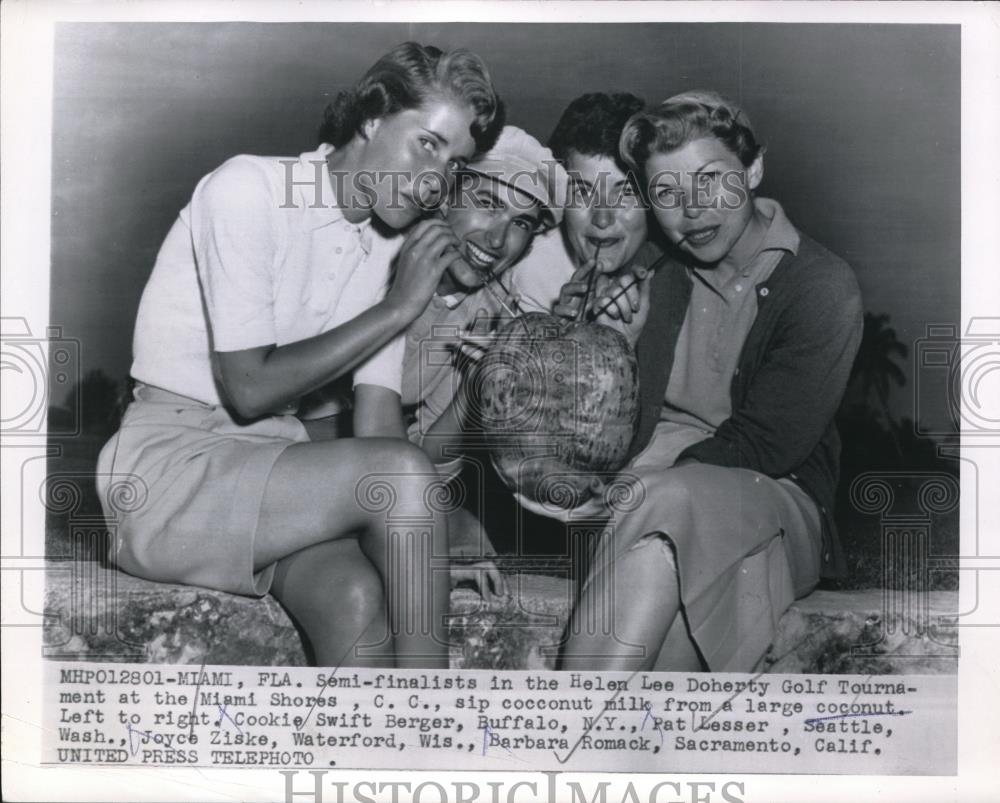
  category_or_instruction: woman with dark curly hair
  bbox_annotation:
[96,43,504,668]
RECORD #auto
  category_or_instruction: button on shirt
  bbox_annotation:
[661,198,800,434]
[131,145,403,407]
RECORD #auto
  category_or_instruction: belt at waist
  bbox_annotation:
[133,382,213,407]
[132,382,301,416]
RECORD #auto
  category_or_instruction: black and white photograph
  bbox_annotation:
[2,1,998,801]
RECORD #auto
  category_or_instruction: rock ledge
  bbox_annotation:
[44,562,958,674]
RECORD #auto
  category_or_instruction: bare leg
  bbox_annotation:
[447,506,495,559]
[270,539,393,668]
[255,438,450,668]
[560,538,679,671]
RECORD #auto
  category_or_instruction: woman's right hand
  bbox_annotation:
[387,219,467,320]
[552,259,652,348]
[553,256,605,320]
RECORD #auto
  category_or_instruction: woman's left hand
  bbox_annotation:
[588,266,653,348]
[512,487,610,523]
[450,560,508,601]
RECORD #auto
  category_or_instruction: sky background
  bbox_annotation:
[49,22,960,430]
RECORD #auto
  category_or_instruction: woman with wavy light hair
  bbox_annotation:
[97,43,504,668]
[556,91,863,672]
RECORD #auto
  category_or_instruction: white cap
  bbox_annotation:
[463,126,569,228]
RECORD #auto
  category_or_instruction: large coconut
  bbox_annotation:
[475,312,640,510]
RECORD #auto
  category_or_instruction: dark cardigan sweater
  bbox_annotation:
[629,231,864,579]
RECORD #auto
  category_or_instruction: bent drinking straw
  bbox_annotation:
[480,264,520,320]
[587,252,670,323]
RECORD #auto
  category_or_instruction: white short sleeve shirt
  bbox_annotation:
[131,145,403,406]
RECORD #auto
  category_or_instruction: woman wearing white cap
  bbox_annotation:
[401,125,569,457]
[395,126,568,574]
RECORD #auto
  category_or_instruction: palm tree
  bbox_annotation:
[62,369,121,436]
[847,313,908,456]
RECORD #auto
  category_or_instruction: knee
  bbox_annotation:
[592,530,679,579]
[634,467,696,511]
[342,567,385,624]
[354,439,438,508]
[630,534,678,573]
[367,439,436,478]
[396,441,437,477]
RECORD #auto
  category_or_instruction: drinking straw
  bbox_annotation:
[576,243,602,323]
[587,252,670,323]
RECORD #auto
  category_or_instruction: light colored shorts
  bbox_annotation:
[95,384,309,596]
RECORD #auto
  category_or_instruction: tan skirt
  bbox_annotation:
[95,384,309,596]
[587,422,822,672]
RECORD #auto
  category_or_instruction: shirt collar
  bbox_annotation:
[753,197,800,257]
[295,144,374,252]
[689,198,799,291]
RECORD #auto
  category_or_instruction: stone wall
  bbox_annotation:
[44,562,958,674]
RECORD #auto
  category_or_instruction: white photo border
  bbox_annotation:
[2,2,998,801]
